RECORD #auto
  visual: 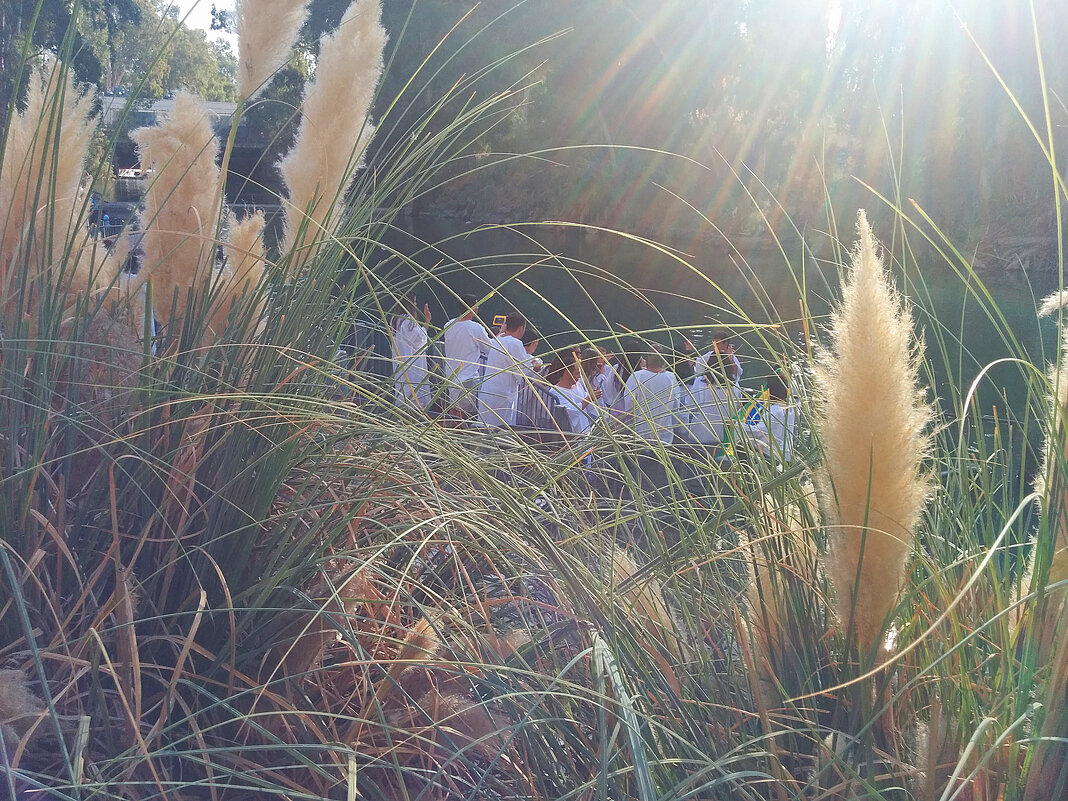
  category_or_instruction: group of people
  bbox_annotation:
[386,293,797,464]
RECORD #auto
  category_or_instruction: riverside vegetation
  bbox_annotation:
[1,1,1067,799]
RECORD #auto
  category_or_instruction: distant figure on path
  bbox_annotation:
[676,351,741,452]
[697,330,742,386]
[618,344,680,444]
[578,347,606,405]
[391,295,433,412]
[672,337,699,383]
[442,293,488,416]
[747,372,797,463]
[479,312,533,426]
[546,351,598,435]
[605,338,644,413]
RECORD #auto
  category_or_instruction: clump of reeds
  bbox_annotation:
[235,0,310,101]
[279,0,386,267]
[812,211,932,659]
[130,91,223,330]
[745,487,820,708]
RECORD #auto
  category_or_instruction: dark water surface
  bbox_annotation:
[379,217,1060,426]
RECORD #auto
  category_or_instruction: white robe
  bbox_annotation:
[748,402,797,462]
[478,334,530,426]
[676,376,739,445]
[442,317,488,405]
[549,383,598,435]
[392,318,431,410]
[620,369,681,444]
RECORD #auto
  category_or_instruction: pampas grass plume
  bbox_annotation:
[1032,288,1068,560]
[206,210,267,336]
[131,92,223,329]
[813,211,932,657]
[611,547,683,659]
[375,615,442,701]
[236,0,310,101]
[0,669,45,750]
[1021,290,1068,654]
[0,60,95,296]
[279,0,386,266]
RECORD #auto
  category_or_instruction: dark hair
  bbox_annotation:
[613,337,644,384]
[505,312,526,332]
[544,351,576,384]
[390,294,418,330]
[709,351,738,382]
[459,293,479,311]
[580,347,602,378]
[521,325,540,346]
[711,329,731,344]
[767,372,789,403]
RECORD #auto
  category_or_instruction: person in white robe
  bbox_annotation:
[391,296,433,411]
[442,293,489,416]
[618,345,680,444]
[479,313,536,426]
[747,373,797,463]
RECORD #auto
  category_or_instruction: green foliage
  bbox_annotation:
[107,0,238,100]
[0,0,141,120]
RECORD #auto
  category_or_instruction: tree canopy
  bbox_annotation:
[9,0,1065,265]
[0,0,142,120]
[105,0,238,101]
[1,0,237,118]
[350,0,1068,259]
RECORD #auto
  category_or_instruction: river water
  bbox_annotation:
[379,216,1060,427]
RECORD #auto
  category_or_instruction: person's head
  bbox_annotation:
[521,324,540,354]
[502,312,526,337]
[459,293,479,319]
[767,372,789,403]
[711,329,732,351]
[615,337,643,381]
[580,347,605,379]
[644,343,667,371]
[394,294,418,317]
[708,351,738,382]
[545,350,578,385]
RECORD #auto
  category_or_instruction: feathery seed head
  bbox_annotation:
[236,0,310,101]
[611,547,683,659]
[1028,295,1068,624]
[131,92,223,329]
[279,0,386,269]
[0,669,45,749]
[205,210,268,337]
[0,59,96,300]
[813,211,932,657]
[1039,290,1068,319]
